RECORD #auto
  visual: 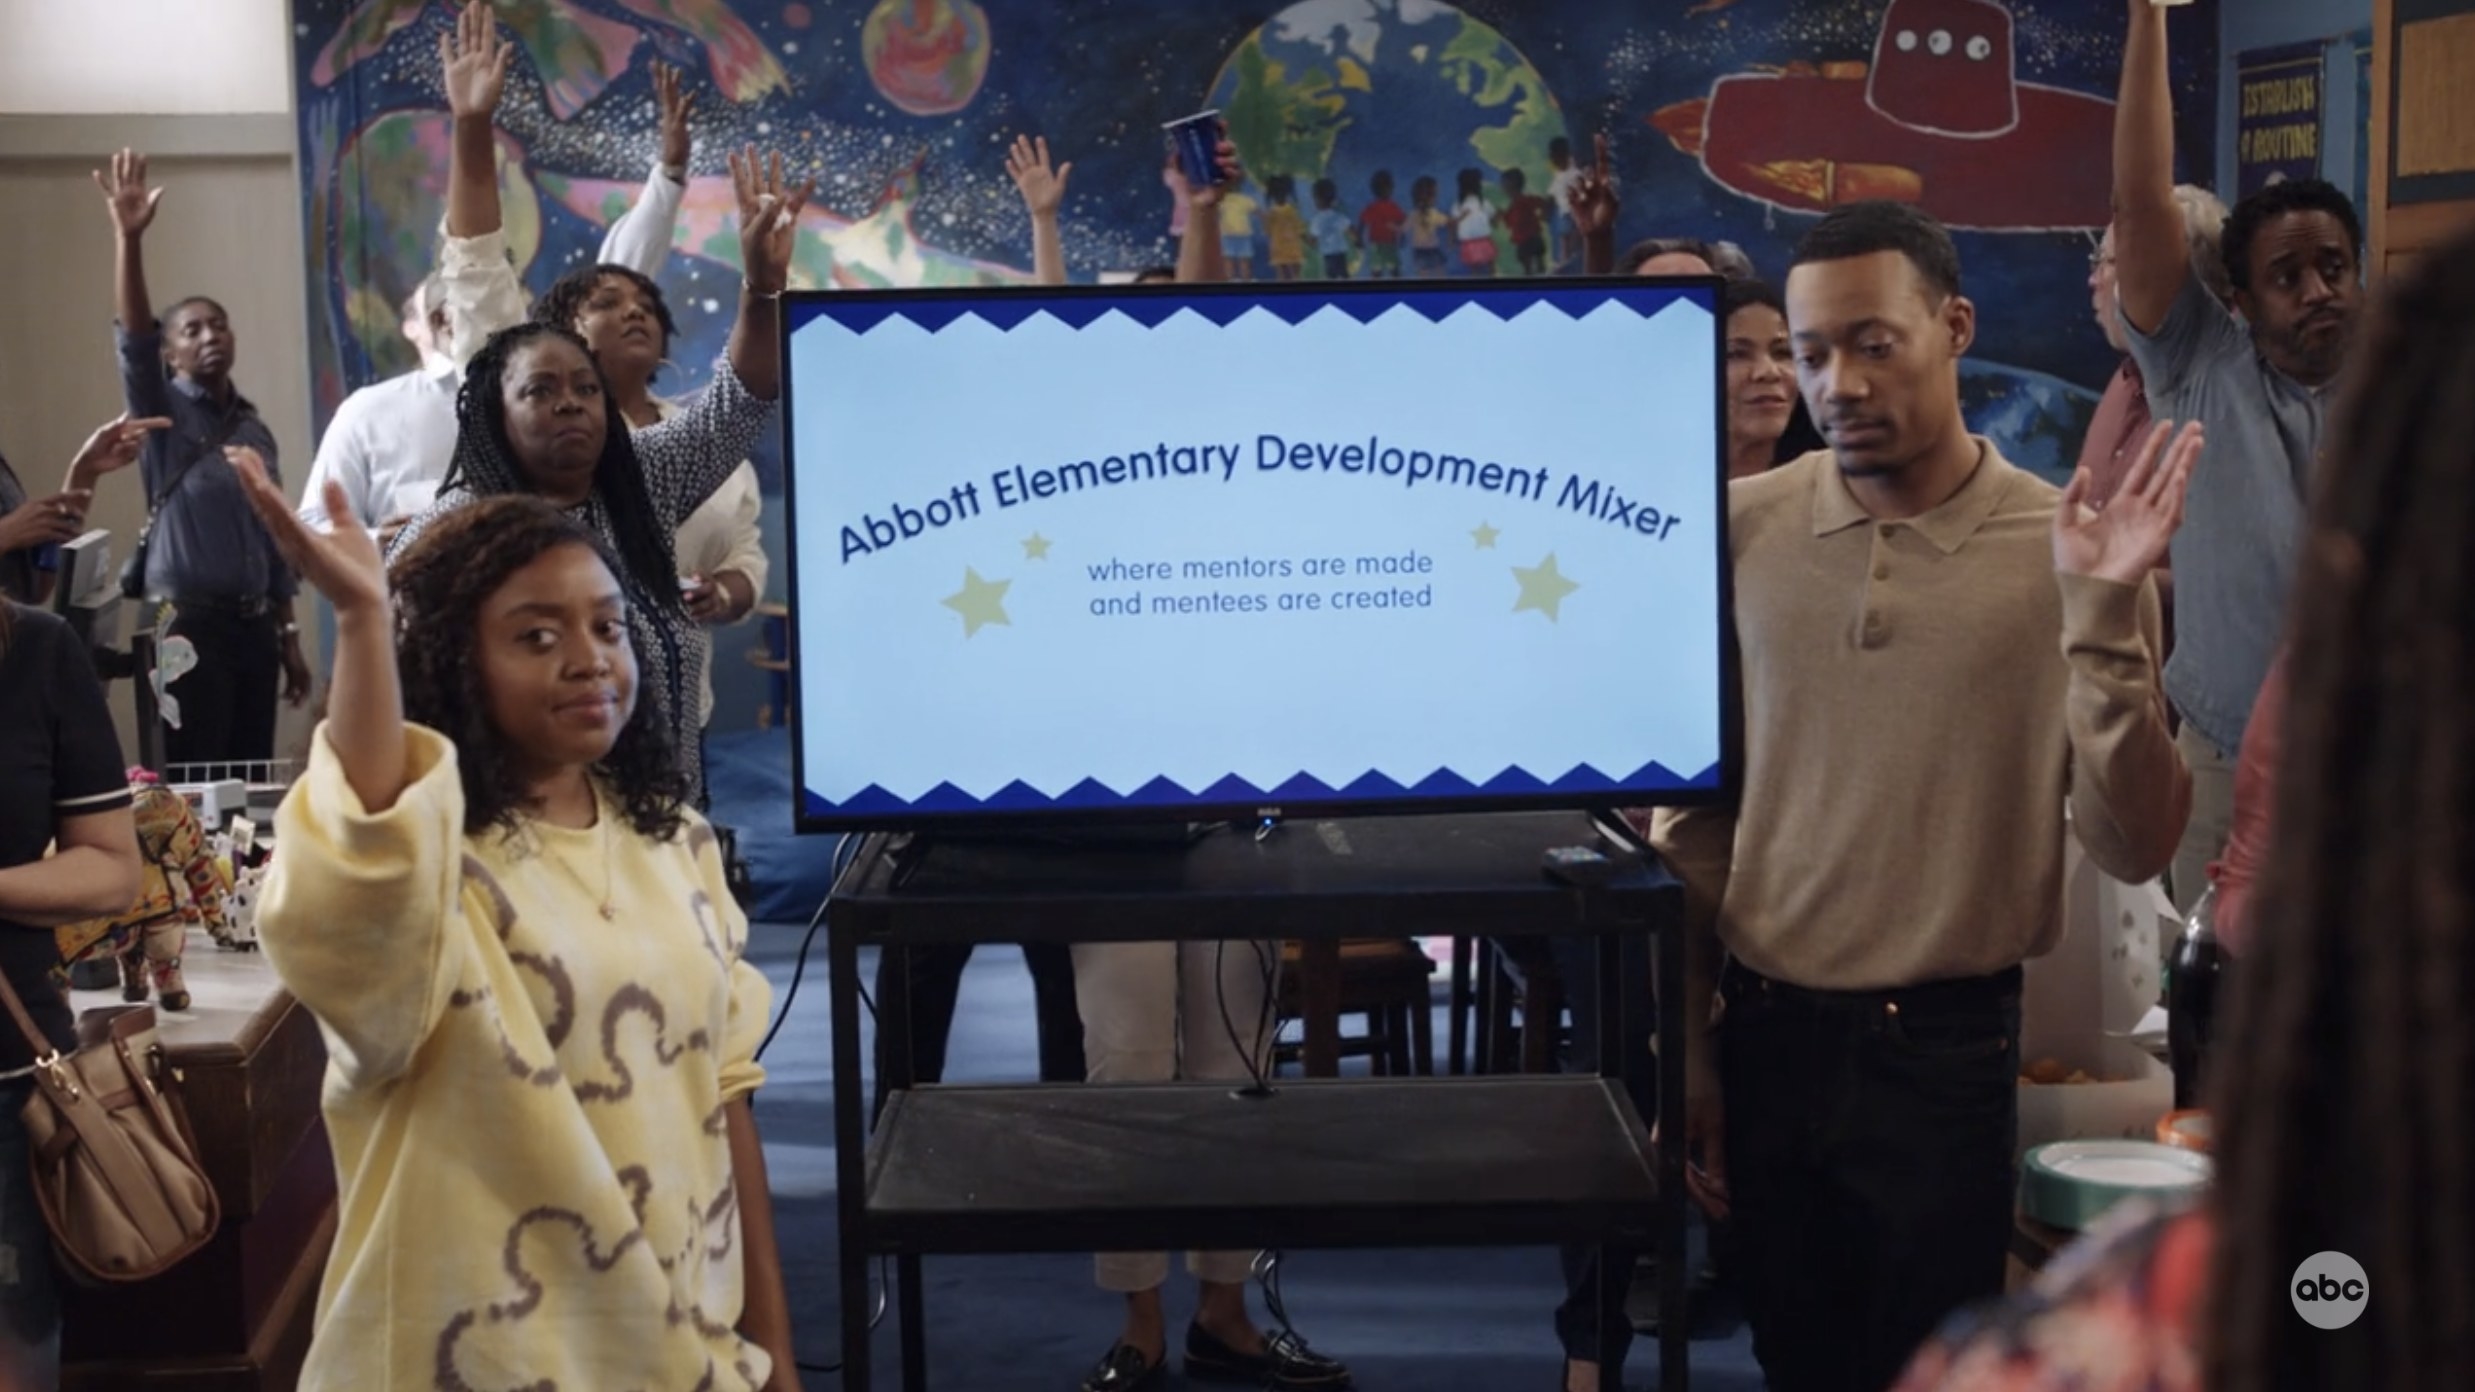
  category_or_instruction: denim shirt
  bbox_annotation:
[2119,274,2326,751]
[114,323,292,603]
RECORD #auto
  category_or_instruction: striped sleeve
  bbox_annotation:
[45,618,131,814]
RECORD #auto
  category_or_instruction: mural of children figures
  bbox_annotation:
[1218,181,1260,282]
[1309,177,1354,280]
[1454,168,1499,275]
[1502,166,1552,275]
[1360,171,1407,279]
[1264,174,1308,282]
[1547,136,1584,270]
[1408,175,1452,277]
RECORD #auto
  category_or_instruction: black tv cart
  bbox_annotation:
[826,811,1690,1392]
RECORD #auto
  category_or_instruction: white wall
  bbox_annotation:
[0,0,294,115]
[0,0,314,760]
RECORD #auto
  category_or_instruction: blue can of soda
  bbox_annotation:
[1163,110,1222,192]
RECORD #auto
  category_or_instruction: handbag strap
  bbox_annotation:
[135,408,250,540]
[0,964,62,1064]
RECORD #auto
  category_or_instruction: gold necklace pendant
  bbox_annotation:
[542,802,619,922]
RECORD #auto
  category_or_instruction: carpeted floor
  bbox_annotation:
[742,922,1765,1392]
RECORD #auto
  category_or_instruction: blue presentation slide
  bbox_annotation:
[783,283,1726,824]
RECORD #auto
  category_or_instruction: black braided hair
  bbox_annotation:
[440,321,684,615]
[2204,221,2475,1392]
[387,495,689,840]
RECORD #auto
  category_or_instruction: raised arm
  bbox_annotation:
[231,450,404,813]
[2112,0,2189,335]
[2054,420,2200,884]
[1005,135,1072,287]
[1573,134,1621,276]
[723,148,809,402]
[600,62,693,277]
[1177,127,1240,285]
[96,148,162,337]
[62,412,168,496]
[438,2,526,369]
[443,2,510,240]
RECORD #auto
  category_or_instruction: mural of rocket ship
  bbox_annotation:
[1652,0,2117,232]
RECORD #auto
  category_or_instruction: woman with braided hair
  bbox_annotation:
[1889,218,2475,1392]
[398,2,809,795]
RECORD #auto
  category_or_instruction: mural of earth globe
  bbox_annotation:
[1208,0,1569,197]
[862,0,992,118]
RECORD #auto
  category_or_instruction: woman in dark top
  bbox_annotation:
[0,598,142,1385]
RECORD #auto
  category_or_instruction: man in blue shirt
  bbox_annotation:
[2112,1,2363,908]
[98,148,309,770]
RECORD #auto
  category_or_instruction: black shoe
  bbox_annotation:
[1184,1324,1353,1389]
[1076,1342,1164,1392]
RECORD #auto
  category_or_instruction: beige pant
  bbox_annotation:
[1072,939,1275,1293]
[2170,721,2238,917]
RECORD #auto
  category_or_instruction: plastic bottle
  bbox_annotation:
[2168,880,2224,1110]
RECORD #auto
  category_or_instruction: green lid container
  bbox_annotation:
[2020,1139,2211,1231]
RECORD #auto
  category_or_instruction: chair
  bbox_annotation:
[1478,935,1566,1074]
[1275,938,1437,1076]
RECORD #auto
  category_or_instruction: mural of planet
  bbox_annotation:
[1207,0,1568,196]
[332,111,543,372]
[861,0,992,117]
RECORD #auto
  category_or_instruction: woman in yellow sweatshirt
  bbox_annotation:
[231,458,799,1392]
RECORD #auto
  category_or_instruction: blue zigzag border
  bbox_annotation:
[786,283,1714,338]
[802,757,1723,817]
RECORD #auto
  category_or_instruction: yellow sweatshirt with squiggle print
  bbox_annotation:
[260,725,773,1391]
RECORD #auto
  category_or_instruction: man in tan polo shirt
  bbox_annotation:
[1652,201,2194,1392]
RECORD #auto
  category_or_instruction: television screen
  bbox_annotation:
[781,278,1732,833]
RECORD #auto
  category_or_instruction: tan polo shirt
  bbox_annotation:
[1652,442,2189,1009]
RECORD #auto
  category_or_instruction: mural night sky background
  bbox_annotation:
[294,0,2222,481]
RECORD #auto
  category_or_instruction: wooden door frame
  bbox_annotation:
[2370,0,2475,273]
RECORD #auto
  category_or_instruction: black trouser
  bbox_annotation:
[870,941,1086,1120]
[1551,932,1657,1374]
[1720,961,2021,1392]
[162,602,279,769]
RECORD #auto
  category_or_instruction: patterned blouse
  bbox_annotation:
[389,358,772,797]
[1894,1200,2211,1392]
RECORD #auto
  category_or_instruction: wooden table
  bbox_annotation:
[60,938,334,1392]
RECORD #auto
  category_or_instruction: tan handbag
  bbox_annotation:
[0,974,219,1283]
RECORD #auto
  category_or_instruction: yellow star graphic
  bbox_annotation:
[1471,521,1501,549]
[1511,553,1580,622]
[941,567,1012,637]
[1022,532,1052,560]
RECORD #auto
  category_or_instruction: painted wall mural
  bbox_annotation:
[294,0,2220,480]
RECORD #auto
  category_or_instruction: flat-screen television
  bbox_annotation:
[780,277,1733,833]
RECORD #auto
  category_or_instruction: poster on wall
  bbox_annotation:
[2235,39,2325,196]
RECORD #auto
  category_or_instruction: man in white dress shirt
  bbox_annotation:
[297,275,459,539]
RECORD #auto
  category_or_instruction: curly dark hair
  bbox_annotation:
[388,494,689,841]
[2222,177,2362,293]
[1623,236,1717,275]
[530,264,680,382]
[441,322,686,614]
